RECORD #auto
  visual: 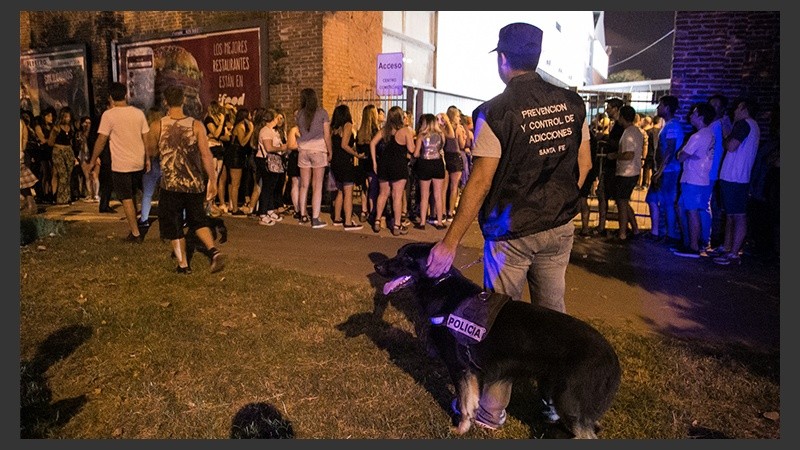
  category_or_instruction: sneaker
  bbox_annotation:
[209,249,226,273]
[343,222,363,231]
[258,216,276,226]
[673,245,703,258]
[311,217,327,229]
[713,252,741,265]
[433,222,447,231]
[413,223,426,230]
[474,412,506,431]
[451,398,507,431]
[125,232,143,243]
[332,217,344,226]
[540,398,560,424]
[175,265,192,275]
[137,220,150,229]
[706,246,728,257]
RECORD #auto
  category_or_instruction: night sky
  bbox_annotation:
[603,11,676,80]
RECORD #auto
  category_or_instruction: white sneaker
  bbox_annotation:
[258,216,276,226]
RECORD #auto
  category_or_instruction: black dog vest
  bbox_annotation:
[431,291,511,347]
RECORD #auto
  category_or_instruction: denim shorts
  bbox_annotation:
[678,182,711,211]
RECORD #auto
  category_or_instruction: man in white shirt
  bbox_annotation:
[87,82,149,243]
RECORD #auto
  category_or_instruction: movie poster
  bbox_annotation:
[20,44,91,118]
[113,27,263,119]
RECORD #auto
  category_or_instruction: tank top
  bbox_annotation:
[419,132,444,160]
[158,116,206,193]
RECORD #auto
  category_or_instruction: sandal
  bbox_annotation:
[391,224,408,236]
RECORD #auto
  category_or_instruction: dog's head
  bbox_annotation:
[374,242,436,295]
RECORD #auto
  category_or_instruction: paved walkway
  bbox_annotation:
[30,198,780,353]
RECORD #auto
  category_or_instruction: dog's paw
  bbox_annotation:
[451,419,472,435]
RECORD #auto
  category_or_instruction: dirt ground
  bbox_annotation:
[32,199,780,353]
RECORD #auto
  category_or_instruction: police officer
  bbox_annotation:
[425,22,592,430]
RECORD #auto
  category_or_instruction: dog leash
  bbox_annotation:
[459,257,482,271]
[433,257,483,287]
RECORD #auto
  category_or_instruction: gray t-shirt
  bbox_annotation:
[296,108,329,153]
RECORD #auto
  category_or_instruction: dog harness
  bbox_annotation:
[430,291,511,347]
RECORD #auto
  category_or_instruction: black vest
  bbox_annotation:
[473,72,586,241]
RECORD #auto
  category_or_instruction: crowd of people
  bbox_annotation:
[20,50,779,273]
[583,93,779,266]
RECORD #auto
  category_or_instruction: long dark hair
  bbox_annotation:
[330,104,352,133]
[381,106,405,143]
[298,88,318,132]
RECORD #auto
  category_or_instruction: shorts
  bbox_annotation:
[210,144,224,160]
[223,144,248,169]
[614,175,638,201]
[678,182,712,211]
[111,170,144,200]
[286,151,300,177]
[415,158,445,181]
[444,152,463,173]
[158,190,210,241]
[297,151,328,169]
[719,180,749,215]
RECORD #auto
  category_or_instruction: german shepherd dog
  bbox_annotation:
[374,242,621,438]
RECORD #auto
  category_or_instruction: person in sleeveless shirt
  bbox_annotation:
[370,106,416,236]
[413,113,447,230]
[145,85,225,274]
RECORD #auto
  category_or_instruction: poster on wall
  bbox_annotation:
[113,26,263,119]
[20,44,91,119]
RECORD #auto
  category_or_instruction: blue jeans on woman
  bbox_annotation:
[140,157,161,225]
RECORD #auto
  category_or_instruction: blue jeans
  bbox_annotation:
[657,170,681,240]
[141,158,161,222]
[483,221,574,313]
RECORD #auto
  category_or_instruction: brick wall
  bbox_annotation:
[671,11,779,138]
[20,10,382,127]
[19,11,30,49]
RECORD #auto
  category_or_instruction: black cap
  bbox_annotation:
[491,22,543,60]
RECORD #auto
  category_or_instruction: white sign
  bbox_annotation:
[376,52,404,96]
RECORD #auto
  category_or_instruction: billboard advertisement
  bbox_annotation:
[20,44,91,118]
[113,26,264,118]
